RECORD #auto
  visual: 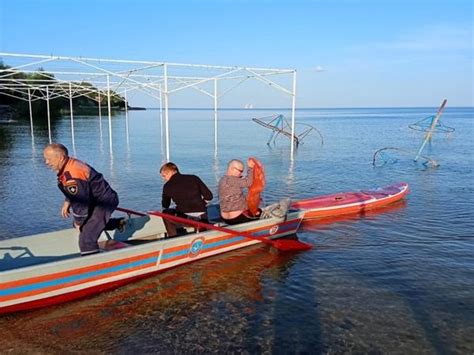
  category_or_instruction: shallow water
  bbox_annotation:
[1,107,473,353]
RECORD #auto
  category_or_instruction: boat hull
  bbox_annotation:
[0,213,302,315]
[0,182,409,315]
[291,182,409,220]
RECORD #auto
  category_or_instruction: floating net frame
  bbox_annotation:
[372,147,439,168]
[408,116,455,135]
[252,114,324,147]
[372,99,451,169]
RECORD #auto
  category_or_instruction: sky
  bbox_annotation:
[0,0,472,108]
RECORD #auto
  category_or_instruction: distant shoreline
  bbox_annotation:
[145,106,473,111]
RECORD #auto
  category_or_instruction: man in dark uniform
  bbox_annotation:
[160,162,213,223]
[43,143,120,255]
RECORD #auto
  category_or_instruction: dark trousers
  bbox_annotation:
[222,209,261,225]
[78,206,115,255]
[222,213,254,225]
[162,208,208,236]
[163,208,208,222]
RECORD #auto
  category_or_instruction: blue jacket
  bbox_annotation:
[57,158,119,225]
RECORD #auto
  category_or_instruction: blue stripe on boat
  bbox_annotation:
[203,236,244,250]
[1,257,157,297]
[161,247,189,260]
[3,222,300,297]
[162,222,300,259]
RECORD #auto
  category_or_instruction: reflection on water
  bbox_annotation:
[0,108,473,353]
[2,245,302,353]
[301,200,408,232]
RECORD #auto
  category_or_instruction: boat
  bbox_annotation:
[1,244,294,347]
[0,207,304,315]
[0,182,409,315]
[291,182,409,220]
[300,199,407,231]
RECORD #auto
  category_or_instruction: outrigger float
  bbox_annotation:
[0,182,408,315]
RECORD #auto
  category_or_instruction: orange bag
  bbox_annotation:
[247,157,265,216]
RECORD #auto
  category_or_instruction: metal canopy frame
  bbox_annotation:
[0,52,298,160]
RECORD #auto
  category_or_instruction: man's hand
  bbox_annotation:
[61,201,71,218]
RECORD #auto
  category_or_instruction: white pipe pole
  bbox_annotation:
[0,51,294,72]
[46,85,51,143]
[124,89,130,145]
[98,90,103,137]
[69,82,75,151]
[27,88,34,139]
[414,98,447,161]
[290,70,297,159]
[214,78,218,154]
[159,86,163,140]
[163,64,170,161]
[107,74,113,152]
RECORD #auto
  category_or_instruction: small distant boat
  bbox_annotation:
[291,182,409,219]
[244,103,254,109]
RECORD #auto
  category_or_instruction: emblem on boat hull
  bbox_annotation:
[190,237,204,257]
[269,225,279,235]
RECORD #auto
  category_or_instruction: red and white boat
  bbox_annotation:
[0,207,304,315]
[292,182,409,220]
[0,182,408,315]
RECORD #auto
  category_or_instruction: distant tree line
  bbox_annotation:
[0,62,126,121]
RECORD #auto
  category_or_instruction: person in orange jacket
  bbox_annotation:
[43,143,120,255]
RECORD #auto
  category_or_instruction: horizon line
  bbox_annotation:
[143,106,474,110]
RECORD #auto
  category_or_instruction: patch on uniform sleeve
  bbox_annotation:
[65,182,79,195]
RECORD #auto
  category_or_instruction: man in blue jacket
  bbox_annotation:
[43,143,120,255]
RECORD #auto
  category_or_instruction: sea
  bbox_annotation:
[0,107,473,354]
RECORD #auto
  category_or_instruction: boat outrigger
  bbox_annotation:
[292,182,409,219]
[0,182,408,315]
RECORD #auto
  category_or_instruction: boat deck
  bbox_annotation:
[0,214,170,272]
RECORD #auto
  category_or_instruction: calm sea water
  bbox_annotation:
[1,107,473,354]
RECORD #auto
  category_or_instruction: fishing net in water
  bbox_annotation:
[372,147,439,168]
[409,115,455,137]
[252,114,324,147]
[373,99,451,169]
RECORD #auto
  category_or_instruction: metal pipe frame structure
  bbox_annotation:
[0,52,298,160]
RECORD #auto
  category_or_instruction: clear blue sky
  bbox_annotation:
[0,0,472,108]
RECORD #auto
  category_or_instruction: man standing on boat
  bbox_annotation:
[43,143,120,256]
[160,162,213,223]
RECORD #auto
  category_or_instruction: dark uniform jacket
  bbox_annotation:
[162,173,213,214]
[57,158,119,225]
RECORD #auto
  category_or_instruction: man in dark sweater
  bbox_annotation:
[160,162,213,223]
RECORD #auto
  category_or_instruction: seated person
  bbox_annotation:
[218,158,260,225]
[160,162,213,226]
